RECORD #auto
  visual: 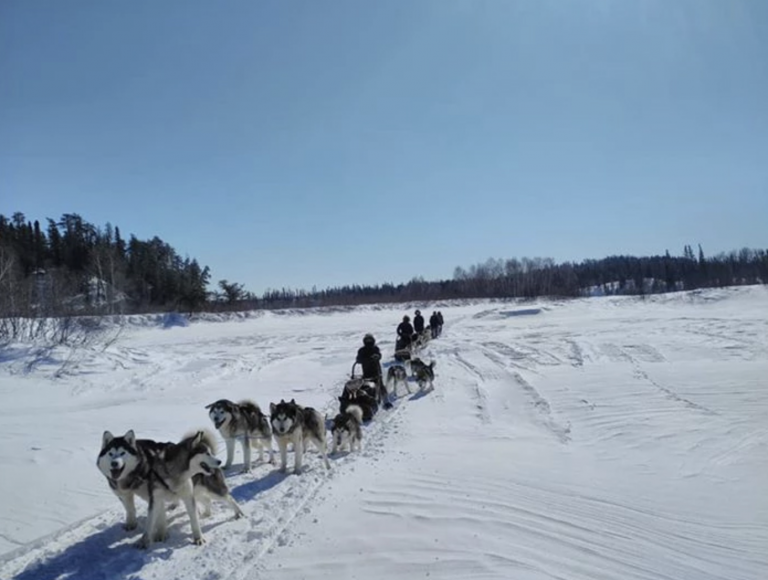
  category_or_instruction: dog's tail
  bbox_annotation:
[238,399,262,415]
[346,404,364,424]
[181,428,219,455]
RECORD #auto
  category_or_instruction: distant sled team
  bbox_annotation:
[96,307,442,549]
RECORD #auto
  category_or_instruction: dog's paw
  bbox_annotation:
[123,521,138,531]
[152,530,168,543]
[192,536,206,546]
[240,466,251,475]
[135,536,151,550]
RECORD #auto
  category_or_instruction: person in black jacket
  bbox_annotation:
[396,315,414,350]
[413,310,425,335]
[436,311,444,336]
[356,333,381,379]
[429,311,439,339]
[356,333,392,409]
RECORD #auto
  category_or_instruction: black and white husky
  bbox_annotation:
[97,429,243,548]
[330,404,363,454]
[386,364,410,396]
[270,399,331,473]
[410,358,436,390]
[205,398,274,471]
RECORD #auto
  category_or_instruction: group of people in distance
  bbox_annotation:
[354,309,445,410]
[396,309,444,347]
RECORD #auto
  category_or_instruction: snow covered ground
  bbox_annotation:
[0,286,766,580]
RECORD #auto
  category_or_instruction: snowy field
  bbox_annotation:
[0,286,767,580]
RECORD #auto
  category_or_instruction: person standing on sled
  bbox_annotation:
[396,315,414,351]
[429,311,440,339]
[413,310,425,335]
[356,334,392,409]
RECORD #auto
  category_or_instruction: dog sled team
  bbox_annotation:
[394,309,443,361]
[97,308,442,550]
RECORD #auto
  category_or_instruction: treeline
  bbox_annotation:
[450,245,768,299]
[0,212,210,317]
[243,245,768,310]
[1,211,766,319]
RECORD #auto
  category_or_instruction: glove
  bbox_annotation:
[371,354,381,361]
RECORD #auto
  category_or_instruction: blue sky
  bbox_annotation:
[2,0,766,295]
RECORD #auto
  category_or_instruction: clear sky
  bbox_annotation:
[2,0,766,295]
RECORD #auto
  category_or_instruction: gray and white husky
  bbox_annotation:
[206,398,274,471]
[270,399,331,473]
[330,404,363,454]
[386,364,410,396]
[410,358,436,390]
[97,429,243,549]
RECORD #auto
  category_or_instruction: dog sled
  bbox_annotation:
[339,362,381,421]
[343,362,377,395]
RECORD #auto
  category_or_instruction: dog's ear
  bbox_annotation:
[123,430,136,447]
[270,402,277,414]
[204,402,214,409]
[290,398,296,404]
[102,430,114,447]
[193,431,205,446]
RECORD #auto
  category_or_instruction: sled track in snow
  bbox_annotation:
[230,397,409,580]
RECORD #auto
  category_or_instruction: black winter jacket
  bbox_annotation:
[397,321,414,341]
[413,314,425,333]
[356,344,382,379]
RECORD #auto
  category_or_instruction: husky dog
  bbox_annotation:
[270,399,331,473]
[205,399,274,471]
[386,364,410,396]
[410,358,436,390]
[330,404,363,454]
[97,429,243,549]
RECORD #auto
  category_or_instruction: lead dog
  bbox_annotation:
[97,429,242,548]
